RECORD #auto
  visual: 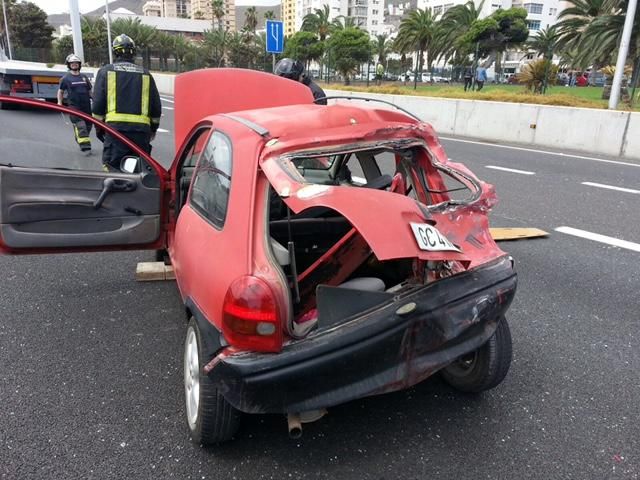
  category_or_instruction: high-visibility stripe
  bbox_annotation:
[107,71,116,114]
[74,125,91,144]
[93,113,105,120]
[151,117,161,124]
[105,112,151,125]
[141,74,150,117]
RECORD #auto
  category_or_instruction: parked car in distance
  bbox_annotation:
[0,69,518,446]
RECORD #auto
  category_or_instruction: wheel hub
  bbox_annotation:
[184,328,200,429]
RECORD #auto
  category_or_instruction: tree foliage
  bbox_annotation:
[327,27,371,84]
[301,5,332,41]
[461,7,529,58]
[395,8,440,88]
[284,31,324,66]
[525,26,560,59]
[3,1,53,51]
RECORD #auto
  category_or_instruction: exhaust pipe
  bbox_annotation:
[286,409,327,439]
[287,413,302,439]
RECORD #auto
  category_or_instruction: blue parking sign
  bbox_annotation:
[266,20,284,54]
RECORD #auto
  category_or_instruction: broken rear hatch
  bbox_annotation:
[207,112,518,414]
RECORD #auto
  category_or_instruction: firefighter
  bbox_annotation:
[274,58,327,105]
[57,54,93,155]
[92,34,162,171]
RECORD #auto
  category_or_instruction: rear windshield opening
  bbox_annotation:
[283,144,478,208]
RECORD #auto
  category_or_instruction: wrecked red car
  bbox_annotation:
[0,69,516,445]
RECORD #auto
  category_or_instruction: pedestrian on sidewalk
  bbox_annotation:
[463,66,473,91]
[475,66,487,91]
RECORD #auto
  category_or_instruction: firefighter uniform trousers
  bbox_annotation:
[70,115,93,151]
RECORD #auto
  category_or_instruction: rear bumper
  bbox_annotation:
[210,256,517,414]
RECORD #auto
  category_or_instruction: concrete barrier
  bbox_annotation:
[152,76,639,160]
[325,89,640,160]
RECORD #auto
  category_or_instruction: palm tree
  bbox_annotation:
[203,28,228,67]
[172,34,191,72]
[436,1,483,68]
[153,31,175,70]
[555,0,616,68]
[331,15,358,31]
[264,10,275,21]
[394,8,440,89]
[525,26,560,59]
[111,18,157,69]
[211,0,225,30]
[302,4,332,41]
[372,33,391,65]
[244,6,258,33]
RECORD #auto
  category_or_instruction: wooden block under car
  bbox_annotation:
[136,262,168,281]
[490,227,549,241]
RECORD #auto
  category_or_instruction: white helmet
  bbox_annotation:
[65,54,82,70]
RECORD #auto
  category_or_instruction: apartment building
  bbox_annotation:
[162,0,191,18]
[190,0,237,31]
[283,0,296,36]
[294,0,386,36]
[295,0,341,32]
[415,0,562,32]
[143,1,162,16]
[513,0,563,32]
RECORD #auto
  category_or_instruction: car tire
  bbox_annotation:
[184,317,240,445]
[441,316,512,393]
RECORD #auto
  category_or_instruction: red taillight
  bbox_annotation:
[222,276,283,353]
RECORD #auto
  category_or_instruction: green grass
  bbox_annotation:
[322,82,639,111]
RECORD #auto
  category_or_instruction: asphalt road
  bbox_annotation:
[1,97,639,479]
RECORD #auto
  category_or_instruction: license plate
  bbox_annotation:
[410,223,461,253]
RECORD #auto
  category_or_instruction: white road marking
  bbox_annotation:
[440,136,640,168]
[555,227,640,253]
[157,128,170,133]
[162,106,174,110]
[160,97,174,103]
[485,165,535,175]
[581,182,640,195]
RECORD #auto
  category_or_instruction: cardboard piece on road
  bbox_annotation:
[490,227,549,241]
[136,262,175,281]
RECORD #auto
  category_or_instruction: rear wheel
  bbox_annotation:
[184,318,240,445]
[441,316,512,393]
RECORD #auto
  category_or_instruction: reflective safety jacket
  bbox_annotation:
[92,61,161,133]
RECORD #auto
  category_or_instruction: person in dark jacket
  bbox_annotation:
[463,66,473,92]
[274,58,327,105]
[92,34,162,171]
[57,54,93,154]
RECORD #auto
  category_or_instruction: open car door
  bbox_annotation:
[0,96,170,254]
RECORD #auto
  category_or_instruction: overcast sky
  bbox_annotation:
[29,0,279,14]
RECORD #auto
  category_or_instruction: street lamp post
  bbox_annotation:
[608,0,638,109]
[68,0,84,61]
[1,0,12,60]
[105,0,113,64]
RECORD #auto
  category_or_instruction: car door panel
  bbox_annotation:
[0,166,161,249]
[0,95,170,253]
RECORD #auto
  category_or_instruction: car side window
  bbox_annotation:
[176,127,212,213]
[182,128,211,168]
[189,131,232,228]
